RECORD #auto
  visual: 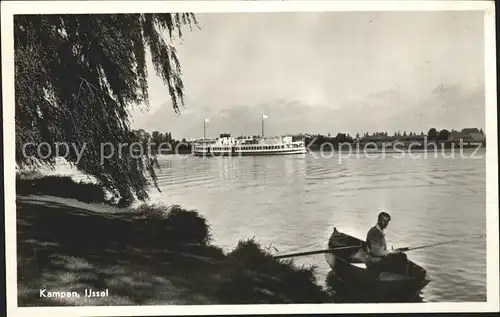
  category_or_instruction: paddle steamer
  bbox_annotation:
[192,134,307,156]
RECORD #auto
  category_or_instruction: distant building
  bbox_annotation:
[449,131,468,142]
[449,129,485,143]
[469,132,486,142]
[461,128,481,134]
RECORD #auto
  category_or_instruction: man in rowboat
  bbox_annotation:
[365,212,409,275]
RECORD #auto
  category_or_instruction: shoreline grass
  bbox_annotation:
[16,174,109,204]
[16,175,334,305]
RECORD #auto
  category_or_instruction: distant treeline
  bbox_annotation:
[302,127,485,150]
[134,129,192,154]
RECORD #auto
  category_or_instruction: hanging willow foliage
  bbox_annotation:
[14,14,197,205]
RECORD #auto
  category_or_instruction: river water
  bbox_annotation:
[146,148,486,302]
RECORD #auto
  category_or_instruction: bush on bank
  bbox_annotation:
[218,238,331,303]
[15,175,212,251]
[16,175,108,204]
[125,203,214,250]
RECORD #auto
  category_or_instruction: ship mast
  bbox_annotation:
[262,113,267,137]
[204,118,209,140]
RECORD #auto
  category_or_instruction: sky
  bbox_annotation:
[129,10,485,140]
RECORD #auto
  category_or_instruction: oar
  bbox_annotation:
[272,245,361,259]
[394,234,486,253]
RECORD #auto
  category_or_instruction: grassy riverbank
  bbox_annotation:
[16,175,333,306]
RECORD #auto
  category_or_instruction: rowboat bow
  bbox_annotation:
[324,227,431,302]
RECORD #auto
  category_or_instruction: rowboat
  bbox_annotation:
[324,227,431,302]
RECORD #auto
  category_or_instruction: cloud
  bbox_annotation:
[128,11,484,138]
